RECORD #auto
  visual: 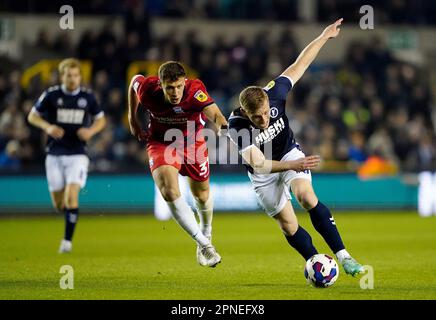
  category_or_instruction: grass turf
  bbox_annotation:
[0,211,435,300]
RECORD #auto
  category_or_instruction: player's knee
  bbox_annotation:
[64,193,79,208]
[275,209,299,236]
[53,202,64,213]
[160,187,181,202]
[192,189,209,204]
[296,190,317,210]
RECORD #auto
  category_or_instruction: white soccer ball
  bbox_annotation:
[304,254,339,288]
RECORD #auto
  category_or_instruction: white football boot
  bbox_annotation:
[197,243,221,268]
[197,233,210,266]
[58,239,72,254]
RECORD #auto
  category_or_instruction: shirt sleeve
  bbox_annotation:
[32,90,50,114]
[227,116,255,154]
[88,93,104,119]
[263,76,293,102]
[131,74,145,93]
[191,80,214,111]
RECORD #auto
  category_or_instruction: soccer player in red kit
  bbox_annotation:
[128,61,228,267]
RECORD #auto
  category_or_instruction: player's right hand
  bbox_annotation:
[45,125,64,139]
[291,155,321,172]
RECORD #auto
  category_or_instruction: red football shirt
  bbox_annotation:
[132,75,214,144]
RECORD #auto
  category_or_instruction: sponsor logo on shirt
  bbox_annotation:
[57,108,85,124]
[173,106,184,114]
[254,117,285,145]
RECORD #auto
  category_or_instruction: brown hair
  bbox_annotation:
[158,61,186,82]
[58,58,81,75]
[239,86,268,113]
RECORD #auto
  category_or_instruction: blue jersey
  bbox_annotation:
[228,76,297,171]
[33,85,104,155]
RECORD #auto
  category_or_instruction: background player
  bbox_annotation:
[27,58,106,253]
[128,61,228,267]
[228,19,364,276]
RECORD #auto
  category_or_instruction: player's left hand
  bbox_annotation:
[77,127,94,142]
[321,18,343,40]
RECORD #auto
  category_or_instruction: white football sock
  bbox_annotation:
[167,196,210,247]
[194,195,214,238]
[336,249,352,264]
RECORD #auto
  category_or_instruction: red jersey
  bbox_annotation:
[132,75,214,143]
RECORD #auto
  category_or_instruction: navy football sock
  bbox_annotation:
[64,208,79,241]
[308,201,345,254]
[285,226,318,261]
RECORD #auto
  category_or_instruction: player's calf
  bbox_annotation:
[60,184,81,253]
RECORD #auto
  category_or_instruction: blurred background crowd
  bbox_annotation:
[0,0,435,174]
[3,0,436,24]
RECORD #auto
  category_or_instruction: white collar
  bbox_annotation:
[61,84,81,96]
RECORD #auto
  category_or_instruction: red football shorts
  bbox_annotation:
[147,139,210,182]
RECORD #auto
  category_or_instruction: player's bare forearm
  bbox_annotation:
[257,159,295,174]
[27,111,50,131]
[28,111,65,139]
[77,117,105,142]
[127,81,139,120]
[257,158,321,174]
[89,116,106,136]
[243,146,320,174]
[282,18,343,84]
[203,103,228,135]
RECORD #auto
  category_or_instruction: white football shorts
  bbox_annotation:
[247,146,312,217]
[45,154,89,192]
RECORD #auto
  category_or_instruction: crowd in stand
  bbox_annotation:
[0,1,435,173]
[3,0,436,25]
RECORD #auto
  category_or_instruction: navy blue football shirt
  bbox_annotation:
[33,85,104,155]
[228,76,297,171]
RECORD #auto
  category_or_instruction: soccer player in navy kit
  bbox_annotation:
[28,58,106,253]
[228,19,364,276]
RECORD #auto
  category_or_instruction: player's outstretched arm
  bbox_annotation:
[202,103,228,136]
[241,145,321,174]
[281,18,343,85]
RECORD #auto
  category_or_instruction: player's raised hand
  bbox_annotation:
[45,124,64,140]
[321,18,343,40]
[290,155,321,172]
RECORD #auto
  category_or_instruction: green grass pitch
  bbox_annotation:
[1,211,435,300]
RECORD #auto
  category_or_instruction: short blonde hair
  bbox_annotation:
[58,58,81,75]
[239,86,268,113]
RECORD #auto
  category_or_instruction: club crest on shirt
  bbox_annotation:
[173,106,184,114]
[57,98,64,106]
[77,98,88,108]
[270,107,279,118]
[194,90,208,102]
